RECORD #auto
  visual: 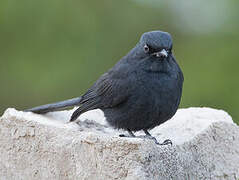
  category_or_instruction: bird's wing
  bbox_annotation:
[70,67,130,121]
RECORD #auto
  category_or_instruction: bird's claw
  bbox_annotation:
[159,139,172,146]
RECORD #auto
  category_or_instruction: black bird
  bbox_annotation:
[25,31,184,145]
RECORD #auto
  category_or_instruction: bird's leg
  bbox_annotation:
[143,130,172,145]
[119,129,136,137]
[127,129,136,137]
[143,129,152,136]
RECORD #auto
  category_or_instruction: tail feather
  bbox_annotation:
[70,108,81,122]
[24,97,82,114]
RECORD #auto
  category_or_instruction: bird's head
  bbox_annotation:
[138,31,173,61]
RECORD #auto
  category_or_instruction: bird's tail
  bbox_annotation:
[24,97,82,114]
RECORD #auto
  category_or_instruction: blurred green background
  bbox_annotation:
[0,0,238,123]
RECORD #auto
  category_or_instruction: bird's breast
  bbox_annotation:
[134,70,182,112]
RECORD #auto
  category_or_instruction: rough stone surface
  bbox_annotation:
[0,107,238,180]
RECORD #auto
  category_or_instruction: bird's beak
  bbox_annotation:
[153,49,168,59]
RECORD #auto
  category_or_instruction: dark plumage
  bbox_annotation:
[25,30,184,144]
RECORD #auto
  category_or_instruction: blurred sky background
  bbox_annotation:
[0,0,238,123]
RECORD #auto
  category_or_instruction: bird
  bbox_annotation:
[25,30,184,145]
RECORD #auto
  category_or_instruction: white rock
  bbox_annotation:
[0,107,238,179]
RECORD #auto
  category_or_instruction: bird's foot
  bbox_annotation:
[119,134,172,145]
[141,136,172,145]
[142,130,172,145]
[119,129,172,145]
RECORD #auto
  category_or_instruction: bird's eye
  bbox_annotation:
[144,44,150,53]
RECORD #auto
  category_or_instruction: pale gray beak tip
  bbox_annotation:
[154,49,168,58]
[159,49,168,58]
